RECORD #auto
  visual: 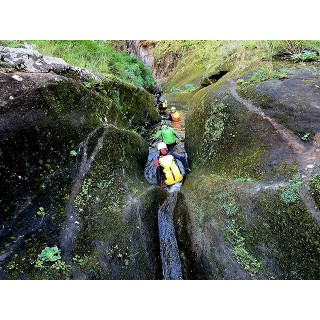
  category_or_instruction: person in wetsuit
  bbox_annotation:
[167,107,181,122]
[154,142,191,187]
[150,123,184,150]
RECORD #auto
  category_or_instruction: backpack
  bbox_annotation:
[158,155,183,185]
[171,111,181,122]
[159,97,168,109]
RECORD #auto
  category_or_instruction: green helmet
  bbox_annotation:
[171,107,176,112]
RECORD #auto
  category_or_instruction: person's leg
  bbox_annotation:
[167,142,177,151]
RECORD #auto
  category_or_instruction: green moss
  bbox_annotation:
[225,221,263,278]
[182,172,320,279]
[309,173,320,208]
[181,175,264,278]
[154,40,320,93]
[249,189,320,279]
[70,127,157,278]
[185,88,269,180]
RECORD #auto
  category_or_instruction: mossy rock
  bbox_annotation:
[236,64,320,138]
[0,67,159,279]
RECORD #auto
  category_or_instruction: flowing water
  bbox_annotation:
[158,192,183,280]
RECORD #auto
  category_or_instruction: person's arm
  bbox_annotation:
[174,132,184,141]
[150,130,162,146]
[170,152,189,169]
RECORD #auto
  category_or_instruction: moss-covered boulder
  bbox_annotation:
[173,62,320,279]
[236,64,320,139]
[0,47,160,279]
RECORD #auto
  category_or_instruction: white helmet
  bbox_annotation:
[157,142,167,151]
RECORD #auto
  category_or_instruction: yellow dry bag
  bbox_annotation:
[159,155,183,185]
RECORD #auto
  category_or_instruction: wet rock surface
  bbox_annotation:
[2,43,320,280]
[179,62,320,279]
[237,65,320,138]
[0,47,159,279]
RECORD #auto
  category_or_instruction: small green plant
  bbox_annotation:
[301,132,310,141]
[248,67,287,84]
[38,246,61,262]
[106,244,130,268]
[70,150,77,157]
[237,78,245,85]
[225,222,262,277]
[184,83,195,92]
[83,81,92,88]
[72,255,87,266]
[271,68,288,80]
[170,84,195,92]
[280,173,303,204]
[51,260,71,271]
[291,50,319,62]
[170,87,183,92]
[35,259,45,269]
[36,207,46,217]
[74,178,93,212]
[309,173,320,208]
[7,261,18,270]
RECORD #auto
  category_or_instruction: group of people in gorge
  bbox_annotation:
[150,89,191,188]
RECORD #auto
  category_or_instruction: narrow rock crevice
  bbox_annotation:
[158,192,183,280]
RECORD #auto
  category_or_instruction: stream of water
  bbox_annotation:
[158,192,183,280]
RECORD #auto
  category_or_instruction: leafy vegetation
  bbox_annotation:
[300,132,311,141]
[154,40,320,91]
[1,40,155,91]
[225,222,262,277]
[72,254,88,266]
[38,246,61,262]
[237,66,288,85]
[74,178,93,212]
[170,87,183,92]
[280,174,303,204]
[36,207,46,217]
[291,50,319,62]
[216,192,239,216]
[170,83,195,93]
[70,150,77,157]
[309,173,320,208]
